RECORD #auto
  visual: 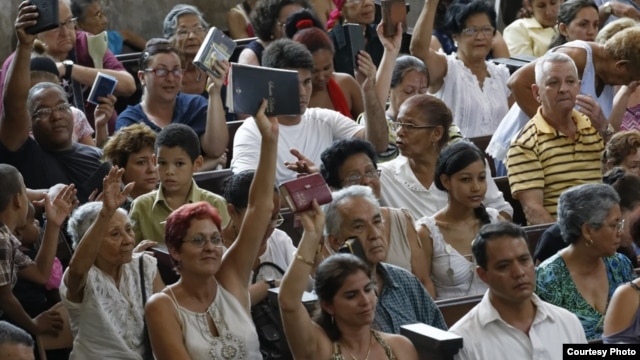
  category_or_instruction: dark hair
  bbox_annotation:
[320,138,377,189]
[0,165,23,213]
[262,38,315,71]
[285,8,324,38]
[251,0,312,41]
[155,123,201,162]
[102,124,157,168]
[391,55,429,89]
[605,168,640,212]
[293,26,334,54]
[399,95,452,149]
[313,253,371,341]
[27,82,67,119]
[435,141,490,224]
[444,0,497,36]
[549,0,598,49]
[630,211,640,247]
[473,222,528,270]
[224,170,278,211]
[165,201,222,261]
[0,320,34,348]
[139,38,181,70]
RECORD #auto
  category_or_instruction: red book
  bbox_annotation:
[279,173,332,213]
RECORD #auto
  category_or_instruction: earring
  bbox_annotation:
[585,238,593,248]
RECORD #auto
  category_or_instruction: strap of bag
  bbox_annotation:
[251,261,286,284]
[139,256,147,304]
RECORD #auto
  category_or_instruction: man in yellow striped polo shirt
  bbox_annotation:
[506,53,604,225]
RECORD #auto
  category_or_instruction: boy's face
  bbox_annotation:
[156,146,202,194]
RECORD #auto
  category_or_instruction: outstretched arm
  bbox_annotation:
[410,0,448,92]
[201,60,230,159]
[375,22,403,109]
[354,51,388,153]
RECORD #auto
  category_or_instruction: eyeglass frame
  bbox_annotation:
[175,26,207,38]
[32,103,73,120]
[57,17,77,30]
[182,234,224,248]
[143,67,184,78]
[460,26,495,37]
[390,122,438,132]
[342,169,382,186]
[270,213,285,228]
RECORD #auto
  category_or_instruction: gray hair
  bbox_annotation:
[162,4,209,39]
[557,183,621,244]
[70,0,98,21]
[0,320,34,348]
[324,185,380,237]
[27,82,68,119]
[534,52,578,86]
[67,201,128,249]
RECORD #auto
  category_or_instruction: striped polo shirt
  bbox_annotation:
[506,108,603,219]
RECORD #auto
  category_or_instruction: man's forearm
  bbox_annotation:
[0,293,37,334]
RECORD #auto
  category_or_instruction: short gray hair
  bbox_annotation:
[324,185,380,237]
[162,4,209,39]
[67,201,128,249]
[27,82,67,119]
[557,183,621,244]
[534,52,578,86]
[0,321,33,348]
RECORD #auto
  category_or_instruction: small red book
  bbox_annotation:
[279,173,332,213]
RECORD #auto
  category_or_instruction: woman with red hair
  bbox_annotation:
[144,100,280,359]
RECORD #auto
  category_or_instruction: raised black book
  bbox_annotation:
[226,63,301,116]
[193,27,236,78]
[26,0,59,35]
[343,23,365,74]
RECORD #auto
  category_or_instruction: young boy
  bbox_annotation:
[0,164,74,336]
[129,124,230,244]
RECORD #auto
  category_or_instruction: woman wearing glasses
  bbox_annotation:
[222,169,301,305]
[116,38,228,170]
[145,100,278,359]
[411,0,512,138]
[378,94,513,221]
[536,183,634,341]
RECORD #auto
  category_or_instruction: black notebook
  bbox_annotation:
[26,0,60,35]
[343,24,365,73]
[193,27,236,78]
[226,63,301,116]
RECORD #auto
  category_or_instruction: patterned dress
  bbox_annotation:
[536,253,634,340]
[331,330,396,360]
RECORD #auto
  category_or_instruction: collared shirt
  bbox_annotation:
[0,224,34,317]
[450,292,587,360]
[129,179,229,244]
[506,108,603,219]
[503,18,556,57]
[374,262,447,334]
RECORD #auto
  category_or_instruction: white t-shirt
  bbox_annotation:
[253,229,297,283]
[231,107,362,184]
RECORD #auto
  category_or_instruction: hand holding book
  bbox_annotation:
[254,99,279,143]
[206,60,229,94]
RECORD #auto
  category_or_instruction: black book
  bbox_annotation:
[343,24,365,73]
[26,0,59,35]
[225,63,301,116]
[193,27,236,78]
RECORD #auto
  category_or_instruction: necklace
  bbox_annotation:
[341,331,373,360]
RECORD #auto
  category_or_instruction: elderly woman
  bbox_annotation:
[102,124,158,207]
[279,203,419,359]
[548,0,599,49]
[536,183,634,340]
[0,0,135,133]
[503,0,561,57]
[378,94,512,221]
[61,167,164,359]
[602,130,640,176]
[411,0,512,138]
[116,38,228,170]
[144,101,278,359]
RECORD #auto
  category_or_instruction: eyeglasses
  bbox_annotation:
[144,68,184,77]
[58,18,77,30]
[32,103,72,120]
[270,213,285,228]
[608,219,625,233]
[183,234,224,248]
[390,122,437,132]
[175,26,206,38]
[342,169,381,186]
[460,26,495,37]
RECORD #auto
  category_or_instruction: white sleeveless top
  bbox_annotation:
[167,285,261,359]
[416,209,499,300]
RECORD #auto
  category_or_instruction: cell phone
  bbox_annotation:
[87,72,118,105]
[25,0,60,35]
[343,24,365,73]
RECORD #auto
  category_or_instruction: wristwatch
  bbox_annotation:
[62,59,74,79]
[265,279,276,289]
[603,1,613,15]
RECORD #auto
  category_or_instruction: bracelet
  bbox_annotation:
[295,252,315,266]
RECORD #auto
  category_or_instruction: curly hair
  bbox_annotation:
[604,27,640,69]
[102,124,157,168]
[602,130,640,171]
[251,0,312,41]
[320,138,377,189]
[285,8,324,38]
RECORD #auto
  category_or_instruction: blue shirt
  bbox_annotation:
[107,30,124,55]
[116,93,208,136]
[374,262,447,334]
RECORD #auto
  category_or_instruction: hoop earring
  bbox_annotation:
[585,238,593,248]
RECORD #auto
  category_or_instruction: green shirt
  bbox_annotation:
[129,179,230,244]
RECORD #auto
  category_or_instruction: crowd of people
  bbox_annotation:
[2,0,640,359]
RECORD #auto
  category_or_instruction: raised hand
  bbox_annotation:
[355,51,377,89]
[376,22,403,54]
[298,200,325,239]
[102,166,134,213]
[14,1,39,46]
[254,99,279,142]
[207,60,230,93]
[43,184,77,228]
[94,94,117,129]
[284,148,318,175]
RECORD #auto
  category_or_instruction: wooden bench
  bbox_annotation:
[522,223,554,258]
[494,176,526,225]
[114,52,143,115]
[401,323,463,360]
[226,120,245,167]
[193,168,234,196]
[468,135,497,177]
[435,294,483,328]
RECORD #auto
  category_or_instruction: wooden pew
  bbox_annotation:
[193,168,234,196]
[468,135,497,176]
[494,176,526,225]
[401,323,463,360]
[435,294,483,328]
[522,223,554,258]
[226,120,245,167]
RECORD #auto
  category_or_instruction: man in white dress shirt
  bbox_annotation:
[450,222,586,360]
